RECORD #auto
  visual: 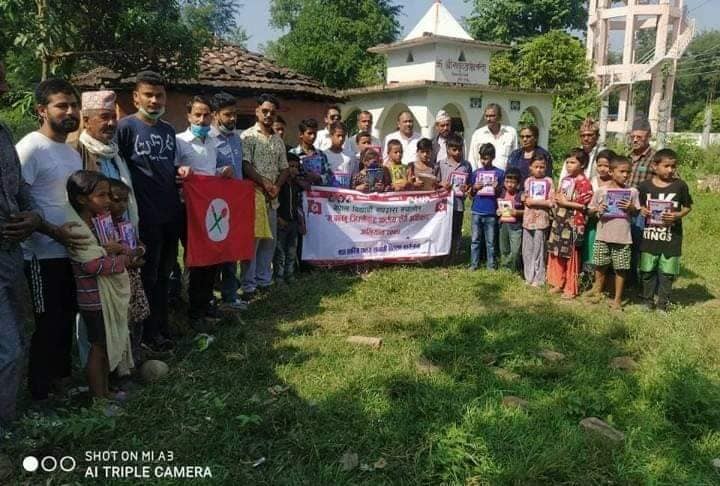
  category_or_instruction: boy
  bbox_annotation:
[586,155,640,310]
[274,153,305,284]
[324,121,358,188]
[386,139,409,190]
[497,167,523,271]
[437,135,472,262]
[290,118,332,187]
[354,131,375,159]
[469,143,504,270]
[638,149,692,311]
[273,115,290,150]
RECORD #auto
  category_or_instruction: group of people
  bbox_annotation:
[0,67,692,431]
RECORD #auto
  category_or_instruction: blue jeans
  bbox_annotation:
[471,214,497,270]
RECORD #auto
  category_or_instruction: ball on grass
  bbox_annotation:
[140,360,169,383]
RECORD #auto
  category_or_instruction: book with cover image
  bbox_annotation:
[451,170,468,197]
[301,154,323,175]
[497,199,513,220]
[647,198,674,226]
[91,213,117,245]
[416,172,437,191]
[367,166,382,189]
[117,221,138,249]
[529,180,548,200]
[389,164,407,183]
[559,176,575,197]
[332,171,351,189]
[477,170,496,196]
[604,189,632,219]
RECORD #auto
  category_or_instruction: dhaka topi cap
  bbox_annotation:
[81,90,116,112]
[436,110,451,123]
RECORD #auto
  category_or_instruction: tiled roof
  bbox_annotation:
[73,43,343,101]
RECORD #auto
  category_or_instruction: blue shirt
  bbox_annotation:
[116,115,182,225]
[470,166,505,215]
[506,146,553,184]
[98,158,121,180]
[211,126,243,179]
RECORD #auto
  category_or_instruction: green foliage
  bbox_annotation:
[267,0,401,89]
[181,0,249,47]
[466,0,587,43]
[673,30,720,131]
[690,103,720,132]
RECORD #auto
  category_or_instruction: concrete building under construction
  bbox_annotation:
[586,0,695,141]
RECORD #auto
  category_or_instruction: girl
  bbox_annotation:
[582,149,616,272]
[352,148,390,193]
[521,154,555,286]
[546,149,594,298]
[66,171,136,399]
[108,179,149,366]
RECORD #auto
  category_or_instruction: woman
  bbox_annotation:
[506,125,553,183]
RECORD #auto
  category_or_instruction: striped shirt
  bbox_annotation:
[71,252,130,311]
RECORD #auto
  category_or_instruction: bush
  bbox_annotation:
[0,106,37,141]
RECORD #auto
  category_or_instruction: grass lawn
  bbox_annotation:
[5,190,720,485]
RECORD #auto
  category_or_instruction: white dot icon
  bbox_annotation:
[22,456,39,472]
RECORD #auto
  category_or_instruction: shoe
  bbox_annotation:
[221,297,248,311]
[242,289,256,301]
[190,317,216,333]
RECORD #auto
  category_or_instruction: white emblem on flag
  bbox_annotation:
[205,198,230,242]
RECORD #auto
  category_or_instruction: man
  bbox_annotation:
[117,71,183,352]
[240,94,289,297]
[468,103,518,170]
[16,79,88,401]
[628,118,655,189]
[75,90,138,225]
[559,117,603,185]
[0,61,42,429]
[383,111,422,165]
[344,110,381,156]
[431,110,452,165]
[210,92,249,311]
[315,105,342,151]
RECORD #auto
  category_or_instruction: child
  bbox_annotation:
[324,121,358,188]
[522,154,555,286]
[468,143,503,270]
[66,170,136,399]
[386,139,410,191]
[638,149,693,311]
[546,148,594,298]
[438,135,472,261]
[274,153,306,283]
[290,118,332,187]
[496,167,524,271]
[585,156,640,310]
[408,138,439,191]
[354,131,374,159]
[108,179,149,365]
[352,148,390,193]
[581,149,616,271]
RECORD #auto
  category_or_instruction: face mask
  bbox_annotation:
[190,124,211,138]
[217,123,234,135]
[138,106,165,120]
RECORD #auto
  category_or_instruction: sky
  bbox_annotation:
[240,0,720,53]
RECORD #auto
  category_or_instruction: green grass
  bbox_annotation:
[5,190,720,485]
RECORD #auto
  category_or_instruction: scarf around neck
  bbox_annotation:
[79,130,119,159]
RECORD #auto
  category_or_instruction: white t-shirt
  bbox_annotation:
[468,125,518,171]
[344,133,382,158]
[325,149,358,175]
[175,128,219,176]
[16,131,82,260]
[383,131,422,165]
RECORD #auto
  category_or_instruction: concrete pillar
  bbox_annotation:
[648,73,664,134]
[622,11,635,64]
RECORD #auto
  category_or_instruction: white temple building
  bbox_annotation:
[341,0,554,150]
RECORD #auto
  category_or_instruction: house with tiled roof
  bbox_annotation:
[73,42,343,134]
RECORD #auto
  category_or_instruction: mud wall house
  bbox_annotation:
[73,43,344,137]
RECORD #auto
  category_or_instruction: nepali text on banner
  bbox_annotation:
[184,174,255,267]
[301,187,453,264]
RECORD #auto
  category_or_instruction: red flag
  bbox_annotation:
[184,174,255,267]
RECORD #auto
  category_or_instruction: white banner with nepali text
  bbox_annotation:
[301,187,453,265]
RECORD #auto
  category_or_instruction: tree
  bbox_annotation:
[466,0,587,44]
[672,30,720,131]
[181,0,249,47]
[267,0,401,89]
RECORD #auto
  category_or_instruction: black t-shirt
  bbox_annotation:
[117,115,183,226]
[638,178,693,256]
